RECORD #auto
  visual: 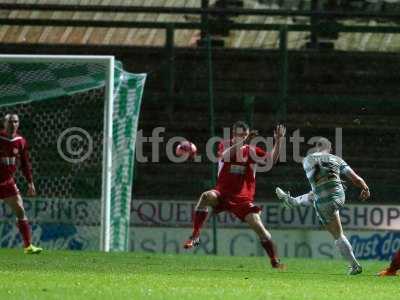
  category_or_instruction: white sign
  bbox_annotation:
[131,227,400,260]
[131,200,400,231]
[0,198,398,230]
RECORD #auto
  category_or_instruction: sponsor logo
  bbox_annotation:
[0,157,16,165]
[230,164,246,174]
[350,232,400,260]
[0,222,95,250]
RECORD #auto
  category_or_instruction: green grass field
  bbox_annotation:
[0,249,398,300]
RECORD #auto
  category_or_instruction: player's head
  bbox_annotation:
[232,121,249,140]
[4,114,19,135]
[315,137,332,153]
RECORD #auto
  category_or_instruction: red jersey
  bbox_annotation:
[0,130,33,183]
[215,140,269,201]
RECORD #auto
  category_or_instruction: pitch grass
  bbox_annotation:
[0,249,398,300]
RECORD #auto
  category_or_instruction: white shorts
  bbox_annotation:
[313,197,344,225]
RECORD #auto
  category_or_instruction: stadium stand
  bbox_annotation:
[0,0,400,50]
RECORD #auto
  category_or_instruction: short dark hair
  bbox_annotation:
[232,121,249,132]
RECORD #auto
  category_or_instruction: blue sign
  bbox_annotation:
[350,232,400,260]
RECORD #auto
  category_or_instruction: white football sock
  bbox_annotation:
[291,192,314,207]
[335,235,359,266]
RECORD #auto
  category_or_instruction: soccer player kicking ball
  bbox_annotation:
[0,114,42,254]
[275,137,369,275]
[184,121,286,269]
[378,250,400,276]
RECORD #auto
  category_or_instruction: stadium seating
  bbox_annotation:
[1,0,400,50]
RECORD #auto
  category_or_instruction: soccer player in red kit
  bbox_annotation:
[184,121,286,269]
[0,114,42,254]
[378,250,400,276]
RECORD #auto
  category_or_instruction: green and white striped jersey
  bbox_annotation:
[302,152,352,204]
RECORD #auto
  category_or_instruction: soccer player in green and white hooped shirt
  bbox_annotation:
[275,137,370,275]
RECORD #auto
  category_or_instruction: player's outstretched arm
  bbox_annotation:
[345,169,370,201]
[271,124,286,165]
[221,138,246,161]
[221,130,258,161]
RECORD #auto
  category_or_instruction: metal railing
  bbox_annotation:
[1,3,400,19]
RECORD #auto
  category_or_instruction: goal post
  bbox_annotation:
[0,55,146,252]
[101,56,114,252]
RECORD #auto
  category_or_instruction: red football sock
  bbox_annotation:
[261,238,279,264]
[388,249,400,272]
[17,219,32,248]
[191,210,208,238]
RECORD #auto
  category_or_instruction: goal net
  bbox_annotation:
[0,55,146,251]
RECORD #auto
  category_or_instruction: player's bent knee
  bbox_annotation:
[204,191,218,202]
[4,196,26,219]
[198,190,219,208]
[244,212,260,224]
[325,217,343,239]
[15,205,26,219]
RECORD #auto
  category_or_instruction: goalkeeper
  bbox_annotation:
[0,114,42,254]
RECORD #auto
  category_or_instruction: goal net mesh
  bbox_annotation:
[0,59,145,251]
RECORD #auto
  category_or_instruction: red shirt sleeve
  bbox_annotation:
[20,138,33,183]
[248,146,270,164]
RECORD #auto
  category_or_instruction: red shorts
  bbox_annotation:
[0,178,20,199]
[213,190,262,222]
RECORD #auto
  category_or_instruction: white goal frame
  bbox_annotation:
[0,54,115,252]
